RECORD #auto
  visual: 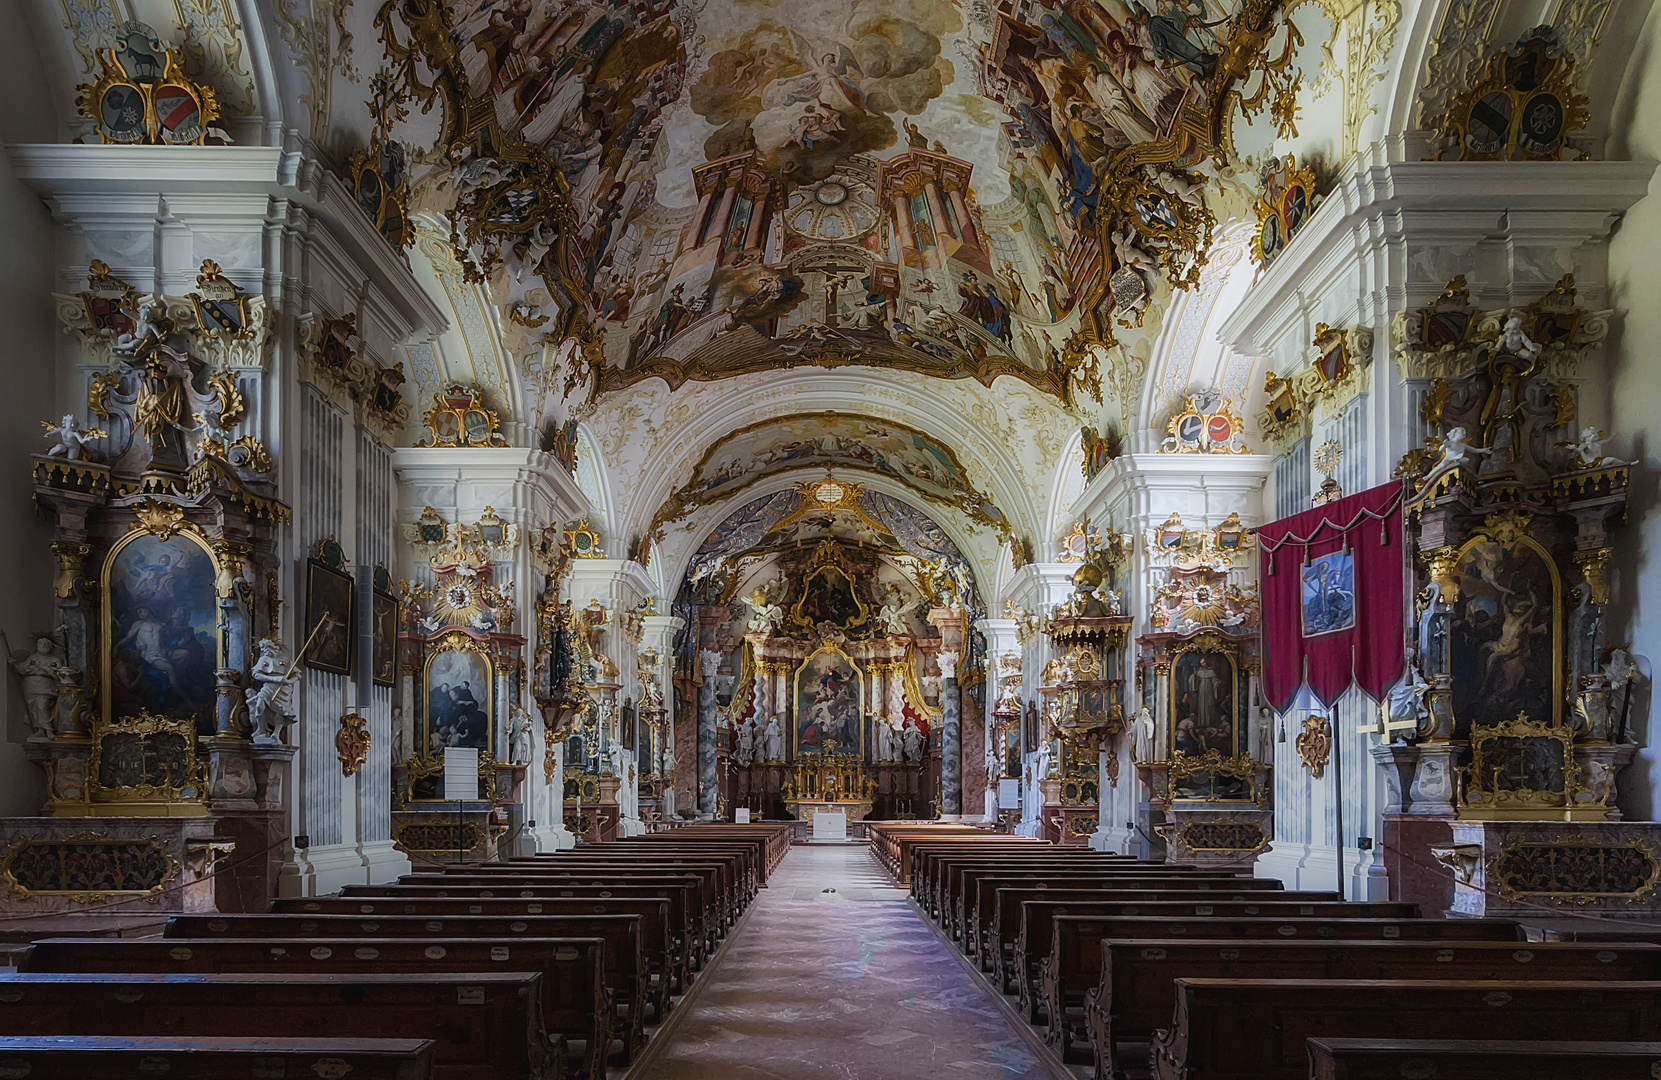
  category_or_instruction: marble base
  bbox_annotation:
[1159,804,1273,870]
[1439,819,1661,920]
[0,817,227,914]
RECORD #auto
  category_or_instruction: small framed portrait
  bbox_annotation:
[371,588,398,687]
[303,559,354,675]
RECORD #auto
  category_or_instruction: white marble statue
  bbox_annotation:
[877,585,912,637]
[391,707,406,763]
[245,637,302,744]
[1132,706,1155,763]
[745,587,784,637]
[1496,315,1542,361]
[6,633,63,741]
[734,718,756,766]
[902,716,925,762]
[984,736,1001,781]
[44,414,103,462]
[1385,654,1432,732]
[508,706,533,764]
[764,715,786,762]
[1429,426,1491,476]
[113,299,171,356]
[451,148,507,195]
[937,651,959,681]
[876,718,898,762]
[1562,427,1632,469]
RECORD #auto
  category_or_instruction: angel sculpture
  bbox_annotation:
[876,584,912,637]
[1429,427,1490,476]
[744,585,785,637]
[1558,427,1632,469]
[450,148,507,196]
[246,637,302,744]
[42,414,105,462]
[1495,315,1542,362]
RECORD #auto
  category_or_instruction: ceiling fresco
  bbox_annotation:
[648,411,1010,542]
[373,0,1301,409]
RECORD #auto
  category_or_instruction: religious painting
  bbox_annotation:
[790,565,868,631]
[1301,551,1355,636]
[1170,649,1238,758]
[794,646,864,757]
[1451,537,1559,730]
[423,640,494,756]
[679,413,985,515]
[621,699,637,755]
[104,531,219,722]
[303,559,354,676]
[372,588,398,688]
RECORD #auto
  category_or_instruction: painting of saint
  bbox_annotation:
[303,560,354,676]
[1301,551,1355,636]
[425,646,493,754]
[795,648,863,756]
[372,590,398,688]
[1451,540,1555,729]
[794,567,864,629]
[107,533,218,722]
[1171,650,1236,758]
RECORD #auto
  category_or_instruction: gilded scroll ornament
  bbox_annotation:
[1295,714,1332,778]
[336,713,371,777]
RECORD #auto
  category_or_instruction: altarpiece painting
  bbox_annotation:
[104,531,219,723]
[795,646,864,757]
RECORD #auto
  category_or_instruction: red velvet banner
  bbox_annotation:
[1258,481,1408,710]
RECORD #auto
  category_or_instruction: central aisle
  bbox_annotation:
[631,842,1055,1080]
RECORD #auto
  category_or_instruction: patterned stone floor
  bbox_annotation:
[631,843,1054,1080]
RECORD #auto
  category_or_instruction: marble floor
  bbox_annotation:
[630,843,1057,1080]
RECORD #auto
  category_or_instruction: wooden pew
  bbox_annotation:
[528,847,759,901]
[262,896,678,1016]
[283,889,698,991]
[0,971,556,1080]
[1012,915,1524,1025]
[926,856,1218,923]
[1152,979,1661,1080]
[165,912,651,1061]
[615,825,791,880]
[948,869,1270,948]
[946,864,1229,939]
[370,875,717,962]
[340,879,710,976]
[0,1035,437,1080]
[868,825,1023,883]
[980,886,1345,977]
[1032,902,1411,1055]
[1079,937,1661,1075]
[21,936,610,1080]
[442,861,740,927]
[1306,1038,1661,1080]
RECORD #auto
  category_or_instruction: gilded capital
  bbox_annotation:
[1422,547,1460,604]
[1573,548,1613,607]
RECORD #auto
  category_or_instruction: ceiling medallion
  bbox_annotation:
[814,182,848,206]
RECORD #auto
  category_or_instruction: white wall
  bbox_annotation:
[0,6,63,812]
[1606,1,1661,820]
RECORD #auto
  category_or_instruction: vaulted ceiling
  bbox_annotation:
[20,0,1658,597]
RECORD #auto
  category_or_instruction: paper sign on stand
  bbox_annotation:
[443,748,480,801]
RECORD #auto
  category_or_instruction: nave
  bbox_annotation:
[632,842,1049,1080]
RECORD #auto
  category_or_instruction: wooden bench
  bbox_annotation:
[0,971,555,1080]
[21,936,609,1080]
[283,889,699,991]
[165,912,650,1061]
[868,826,1038,883]
[1153,979,1661,1080]
[0,1035,436,1080]
[1012,915,1523,1025]
[438,862,739,927]
[260,896,678,1017]
[932,861,1239,926]
[1306,1038,1661,1080]
[957,866,1220,950]
[365,875,716,963]
[947,864,1231,940]
[981,888,1345,980]
[1082,938,1661,1078]
[525,850,756,903]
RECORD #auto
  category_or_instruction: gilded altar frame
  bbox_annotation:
[1167,633,1243,759]
[417,631,496,792]
[1461,714,1603,820]
[793,643,866,758]
[99,519,225,730]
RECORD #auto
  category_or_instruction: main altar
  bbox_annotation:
[683,479,986,824]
